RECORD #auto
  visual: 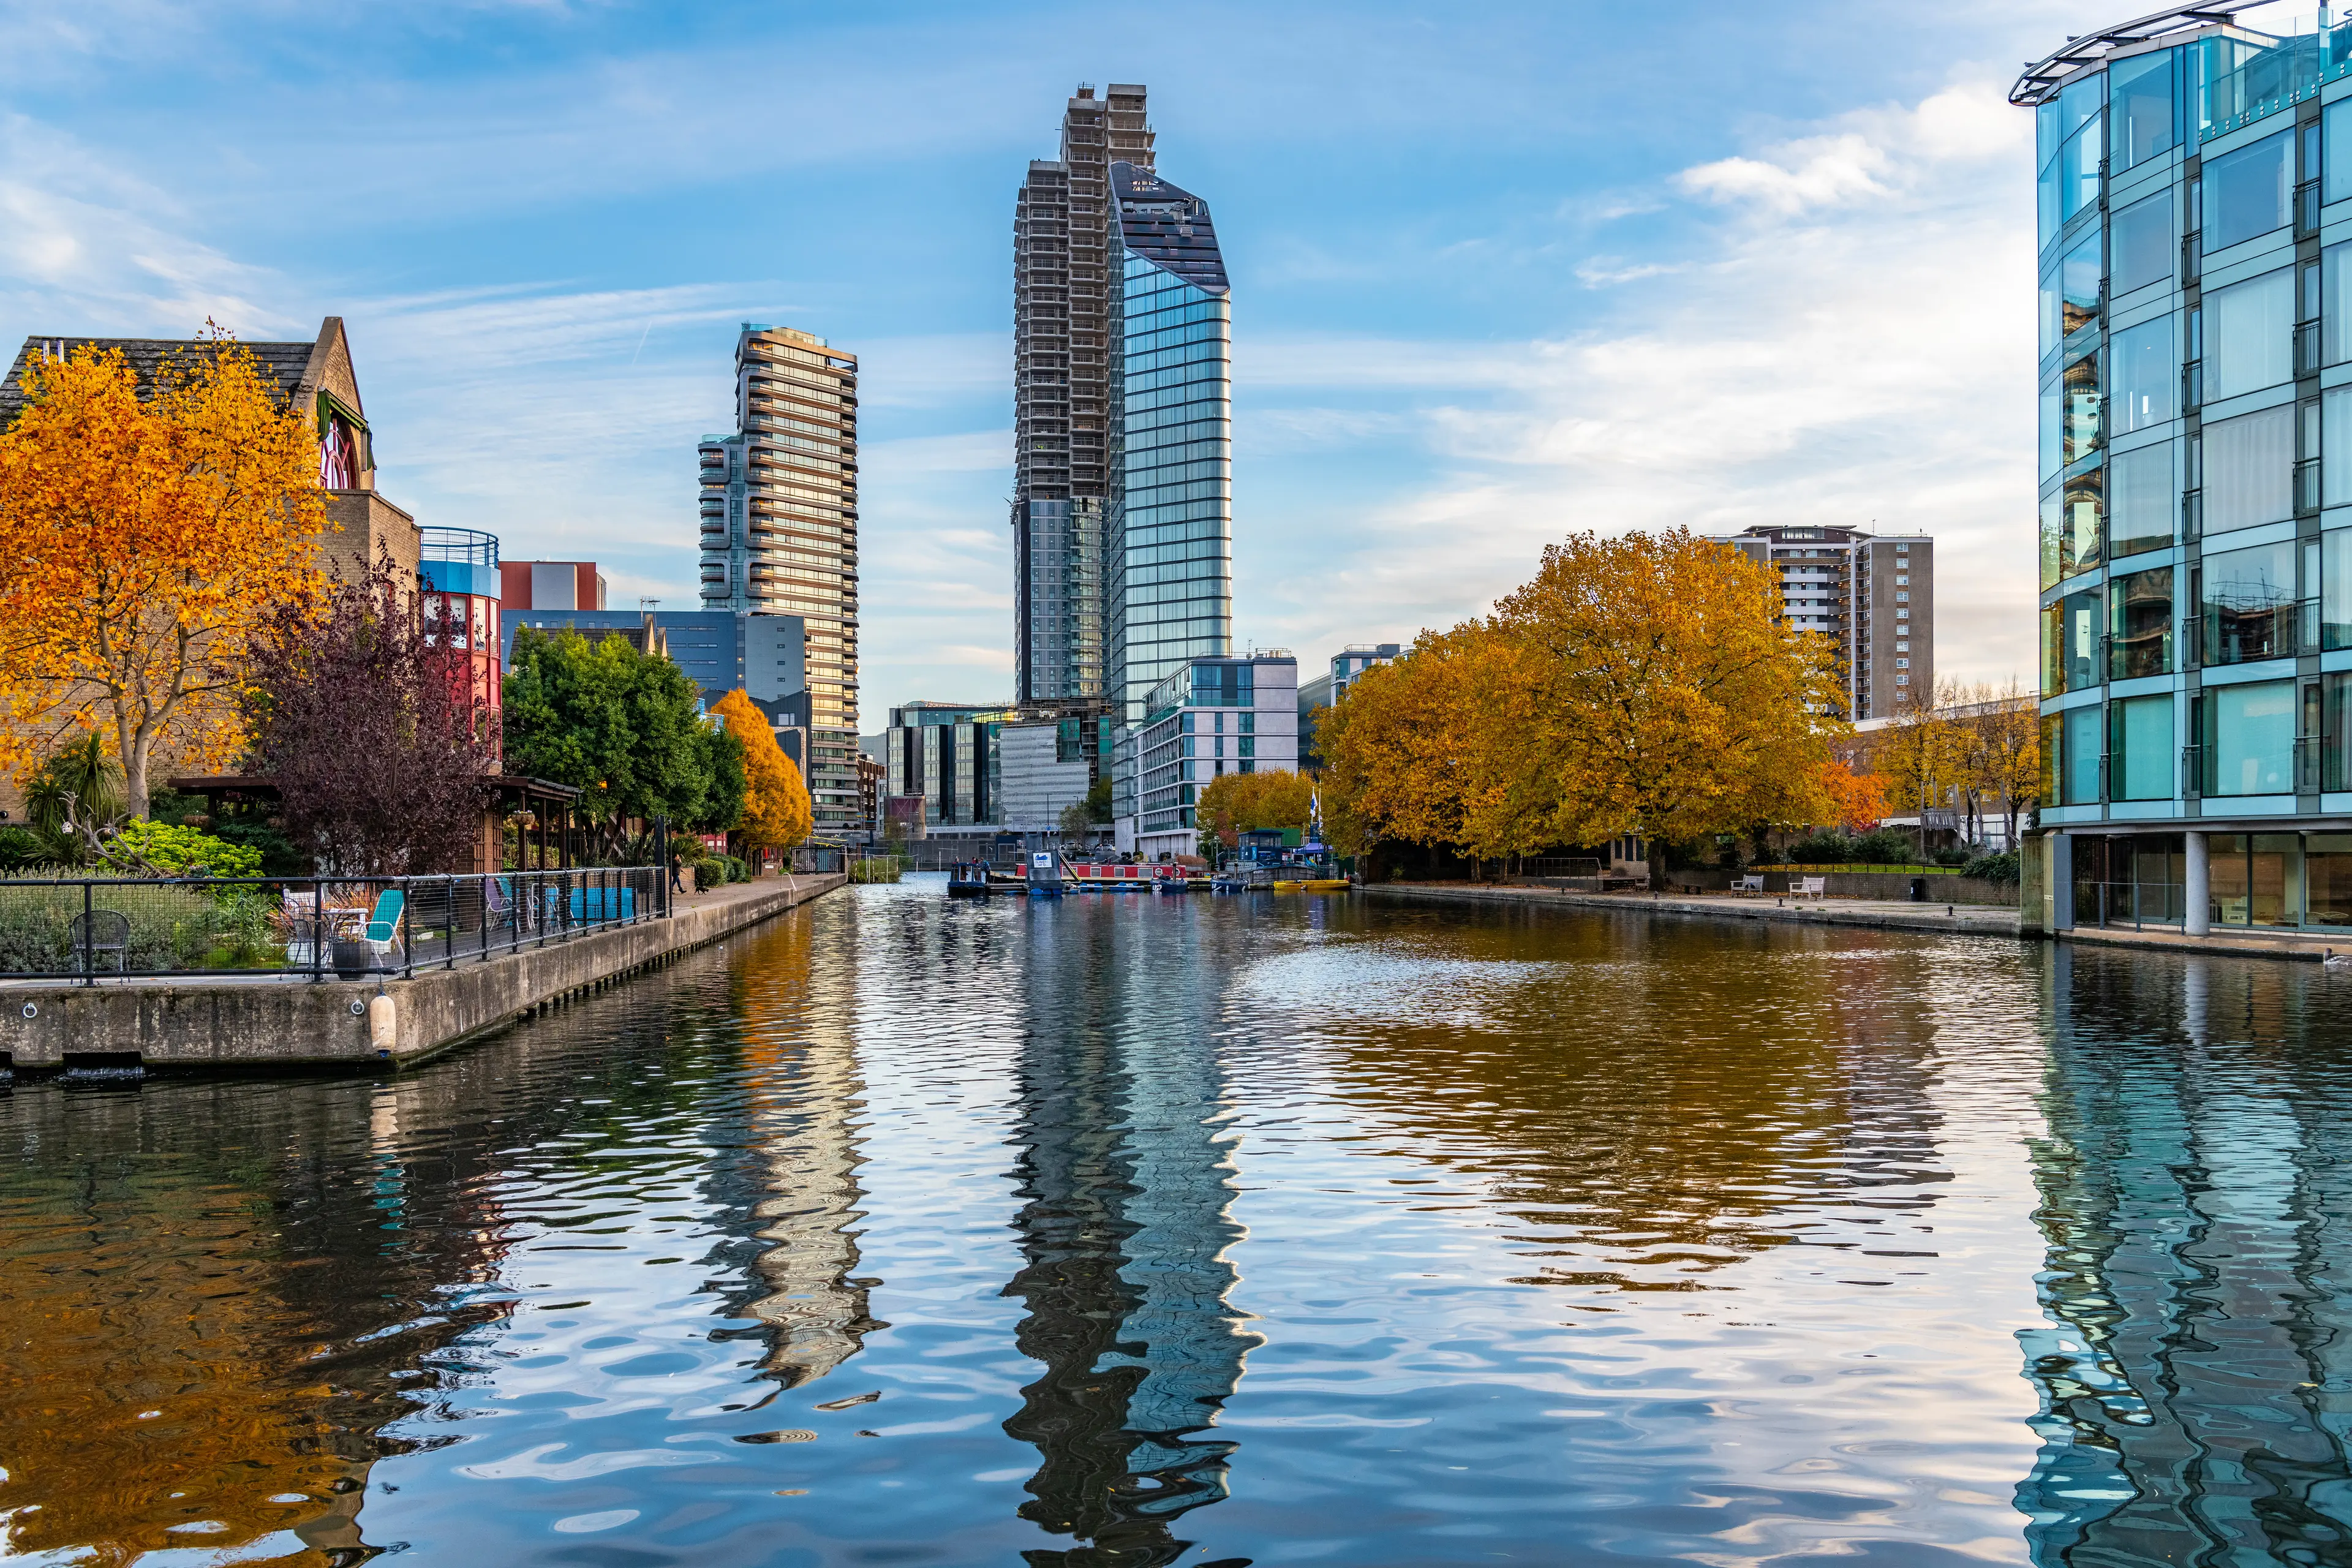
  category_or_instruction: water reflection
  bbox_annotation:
[2019,944,2352,1565]
[1001,900,1259,1566]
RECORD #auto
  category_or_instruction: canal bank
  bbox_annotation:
[0,872,845,1072]
[1368,880,2024,939]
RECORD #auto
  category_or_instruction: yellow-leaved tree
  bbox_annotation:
[0,337,328,816]
[710,689,812,855]
[1194,767,1315,851]
[1324,529,1847,884]
[1494,530,1845,886]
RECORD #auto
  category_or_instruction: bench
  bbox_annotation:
[1790,875,1826,900]
[1732,875,1765,895]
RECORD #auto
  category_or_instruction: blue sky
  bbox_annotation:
[2,0,2281,726]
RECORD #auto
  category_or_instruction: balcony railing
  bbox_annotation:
[2184,230,2202,288]
[2183,488,2203,542]
[2183,743,2204,801]
[2201,599,2320,666]
[2297,734,2325,794]
[2299,456,2325,514]
[2184,358,2203,415]
[2298,319,2326,377]
[2301,178,2326,238]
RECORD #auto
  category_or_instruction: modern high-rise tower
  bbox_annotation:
[1011,85,1155,707]
[1106,160,1234,728]
[699,323,861,832]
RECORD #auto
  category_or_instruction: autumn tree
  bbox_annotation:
[1817,760,1890,832]
[1320,624,1504,860]
[0,337,328,817]
[710,688,810,854]
[1495,529,1845,886]
[239,552,500,874]
[1195,767,1315,852]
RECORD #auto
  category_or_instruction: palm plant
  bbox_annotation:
[21,733,128,864]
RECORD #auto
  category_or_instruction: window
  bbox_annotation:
[1896,640,1910,652]
[2109,564,2174,679]
[1896,573,1910,586]
[2110,50,2176,174]
[2205,129,2292,251]
[2040,228,2105,357]
[2203,404,2294,535]
[2106,442,2173,557]
[2111,695,2176,800]
[2202,539,2299,664]
[2330,99,2352,207]
[2206,268,2294,400]
[1895,657,1910,669]
[2109,316,2176,435]
[2326,530,2352,651]
[2206,832,2299,924]
[2110,192,2172,296]
[2067,707,2103,804]
[2204,682,2297,796]
[2310,830,2352,923]
[2044,588,2101,696]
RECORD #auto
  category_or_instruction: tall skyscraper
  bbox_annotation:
[1711,524,1932,720]
[699,323,861,831]
[1011,85,1155,707]
[1106,160,1234,728]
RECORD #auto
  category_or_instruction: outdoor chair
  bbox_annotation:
[361,889,405,962]
[69,910,130,973]
[1791,875,1826,900]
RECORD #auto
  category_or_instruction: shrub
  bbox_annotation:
[1851,828,1917,865]
[1785,832,1854,865]
[0,883,240,974]
[114,819,263,879]
[1933,846,1971,868]
[1963,851,2021,884]
[0,827,45,871]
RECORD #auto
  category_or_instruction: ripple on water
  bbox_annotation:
[7,886,2352,1563]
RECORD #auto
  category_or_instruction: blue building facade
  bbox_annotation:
[2019,10,2352,936]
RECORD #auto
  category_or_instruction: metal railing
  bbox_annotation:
[2182,743,2204,801]
[2184,358,2203,415]
[2298,456,2325,514]
[2184,230,2202,288]
[2299,320,2327,378]
[0,865,668,984]
[2183,488,2203,543]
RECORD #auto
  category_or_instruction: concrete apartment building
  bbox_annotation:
[698,325,860,833]
[1011,84,1155,709]
[2015,4,2352,939]
[1713,525,1934,719]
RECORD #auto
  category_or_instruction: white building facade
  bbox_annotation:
[1118,653,1298,860]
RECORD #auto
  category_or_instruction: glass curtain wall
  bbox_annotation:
[1106,200,1234,725]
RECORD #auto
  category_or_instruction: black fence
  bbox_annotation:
[0,866,668,983]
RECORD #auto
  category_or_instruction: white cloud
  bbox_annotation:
[1234,78,2041,690]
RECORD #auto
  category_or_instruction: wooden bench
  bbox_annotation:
[1732,875,1765,894]
[1790,875,1826,900]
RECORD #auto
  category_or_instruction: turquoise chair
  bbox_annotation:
[363,889,405,959]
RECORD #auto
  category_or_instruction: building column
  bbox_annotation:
[2185,830,2211,937]
[2051,832,2074,930]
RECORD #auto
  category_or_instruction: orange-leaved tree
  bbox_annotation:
[1817,760,1890,832]
[1493,529,1845,887]
[710,689,811,854]
[0,337,328,816]
[1195,767,1315,851]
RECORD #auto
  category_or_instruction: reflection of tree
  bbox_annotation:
[1297,911,1948,1295]
[2016,949,2352,1566]
[0,948,794,1564]
[1001,901,1258,1567]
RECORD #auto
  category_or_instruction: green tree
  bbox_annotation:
[502,627,723,852]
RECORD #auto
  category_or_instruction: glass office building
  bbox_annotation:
[1106,160,1233,731]
[2019,9,2352,935]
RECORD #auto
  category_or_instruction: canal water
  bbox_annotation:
[4,884,2351,1566]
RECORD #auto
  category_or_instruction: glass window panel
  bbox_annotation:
[2109,316,2176,434]
[2250,832,2298,925]
[2203,404,2295,534]
[2325,243,2352,366]
[2207,680,2297,794]
[2110,194,2171,297]
[2328,390,2352,509]
[2203,539,2298,663]
[2307,831,2352,925]
[2038,97,2060,172]
[2067,706,2104,804]
[2327,677,2352,791]
[2061,119,2104,224]
[2205,129,2293,249]
[2110,565,2174,679]
[2062,353,2101,469]
[2318,529,2352,657]
[2113,695,2176,799]
[2060,75,2105,142]
[2039,157,2062,252]
[2040,714,2064,802]
[2110,50,2177,173]
[2206,268,2294,399]
[2109,442,2173,556]
[2332,101,2352,206]
[2045,589,2101,696]
[2040,382,2062,481]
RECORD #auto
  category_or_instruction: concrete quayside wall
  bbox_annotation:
[0,873,845,1072]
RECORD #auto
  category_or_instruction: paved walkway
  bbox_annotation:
[1368,880,2022,938]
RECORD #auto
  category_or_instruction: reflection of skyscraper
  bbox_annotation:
[729,912,886,1387]
[2016,948,2352,1564]
[1000,902,1257,1565]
